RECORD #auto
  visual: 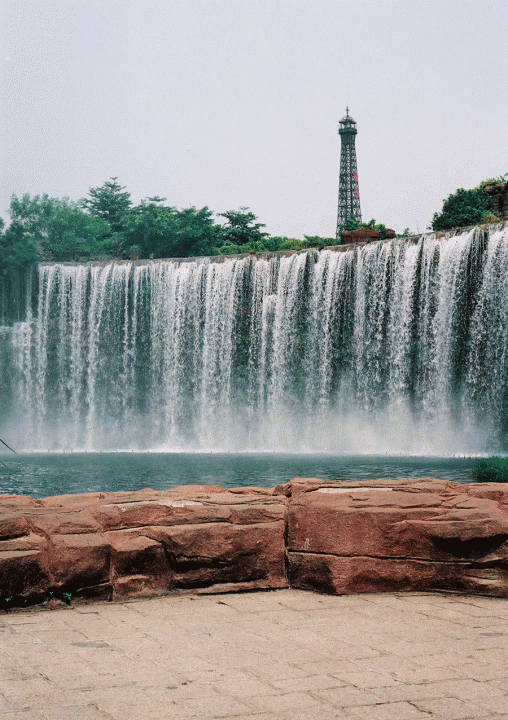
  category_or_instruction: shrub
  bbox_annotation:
[480,210,501,224]
[431,186,491,231]
[472,457,508,483]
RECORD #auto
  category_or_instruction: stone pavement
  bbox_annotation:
[0,589,507,720]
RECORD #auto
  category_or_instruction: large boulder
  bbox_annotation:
[286,478,508,596]
[0,485,288,606]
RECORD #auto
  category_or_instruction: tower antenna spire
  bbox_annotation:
[336,108,361,239]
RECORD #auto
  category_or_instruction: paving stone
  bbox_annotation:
[0,694,14,712]
[211,676,279,697]
[343,701,431,719]
[0,591,507,719]
[294,659,361,676]
[41,706,115,720]
[173,694,252,716]
[390,665,463,683]
[284,710,349,720]
[94,702,187,720]
[224,714,286,720]
[247,690,333,714]
[271,674,346,693]
[311,686,383,708]
[331,670,403,688]
[427,678,507,701]
[475,695,508,714]
[414,696,488,718]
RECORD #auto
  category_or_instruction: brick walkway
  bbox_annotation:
[0,589,507,719]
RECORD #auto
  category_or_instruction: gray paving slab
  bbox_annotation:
[0,589,507,719]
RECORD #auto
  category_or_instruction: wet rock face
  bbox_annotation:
[1,478,508,607]
[286,478,508,596]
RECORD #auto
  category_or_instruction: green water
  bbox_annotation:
[0,453,479,498]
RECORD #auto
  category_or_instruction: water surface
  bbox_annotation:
[0,453,479,499]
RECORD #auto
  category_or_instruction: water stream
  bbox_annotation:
[1,224,507,455]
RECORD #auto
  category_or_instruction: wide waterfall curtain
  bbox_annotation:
[1,225,507,453]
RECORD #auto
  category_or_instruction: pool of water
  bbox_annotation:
[0,453,480,498]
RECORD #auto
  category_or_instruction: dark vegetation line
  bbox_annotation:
[0,175,504,277]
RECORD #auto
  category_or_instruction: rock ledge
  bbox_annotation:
[1,478,507,608]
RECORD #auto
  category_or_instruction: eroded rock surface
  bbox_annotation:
[1,478,508,607]
[286,478,508,596]
[0,485,287,606]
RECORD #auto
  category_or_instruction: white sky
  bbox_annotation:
[1,0,507,237]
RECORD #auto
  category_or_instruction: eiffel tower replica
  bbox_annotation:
[336,108,362,239]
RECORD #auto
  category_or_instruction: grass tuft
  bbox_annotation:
[472,457,508,483]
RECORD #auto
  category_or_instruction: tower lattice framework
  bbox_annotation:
[336,108,361,239]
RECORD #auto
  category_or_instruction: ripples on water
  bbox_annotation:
[0,453,479,498]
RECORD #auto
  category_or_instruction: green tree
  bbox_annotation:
[0,219,39,277]
[123,198,176,259]
[173,206,221,257]
[431,186,491,231]
[217,208,268,247]
[302,235,337,249]
[124,200,220,259]
[83,178,132,234]
[342,215,361,231]
[9,194,111,261]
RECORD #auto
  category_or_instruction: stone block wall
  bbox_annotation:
[1,478,508,609]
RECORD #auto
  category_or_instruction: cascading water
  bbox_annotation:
[1,224,507,454]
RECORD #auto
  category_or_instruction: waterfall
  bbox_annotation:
[1,224,507,454]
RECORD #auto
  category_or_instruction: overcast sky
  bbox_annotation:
[1,0,507,237]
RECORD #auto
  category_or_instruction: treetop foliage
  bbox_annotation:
[0,181,340,274]
[431,186,492,231]
[217,208,268,248]
[82,178,132,234]
[1,174,503,277]
[430,174,507,231]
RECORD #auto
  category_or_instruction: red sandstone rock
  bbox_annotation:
[2,479,508,607]
[48,533,111,591]
[287,479,508,597]
[0,549,49,602]
[148,520,287,589]
[107,529,171,596]
[0,514,30,539]
[288,553,508,597]
[0,494,37,508]
[0,486,288,605]
[114,575,168,598]
[28,510,101,537]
